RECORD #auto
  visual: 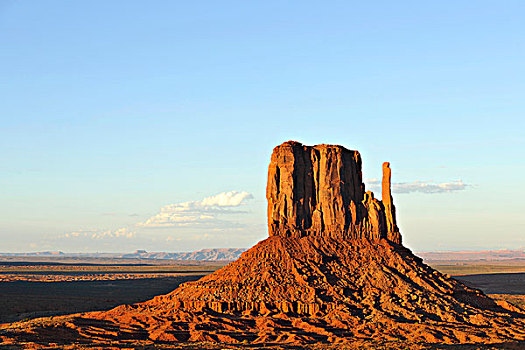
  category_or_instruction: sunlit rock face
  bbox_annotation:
[267,141,400,243]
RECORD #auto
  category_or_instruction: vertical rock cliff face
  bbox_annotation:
[267,141,401,244]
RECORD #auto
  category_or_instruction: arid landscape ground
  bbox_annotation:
[0,256,523,349]
[0,257,523,325]
[0,257,224,324]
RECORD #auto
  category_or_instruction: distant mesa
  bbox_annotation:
[2,141,524,347]
[0,249,246,261]
[121,248,246,261]
[0,251,65,256]
[418,249,525,262]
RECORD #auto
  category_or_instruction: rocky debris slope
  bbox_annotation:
[1,141,524,348]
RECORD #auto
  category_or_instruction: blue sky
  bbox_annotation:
[1,1,524,252]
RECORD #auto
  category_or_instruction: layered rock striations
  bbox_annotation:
[2,141,524,348]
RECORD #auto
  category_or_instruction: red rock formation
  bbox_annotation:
[266,141,400,244]
[382,162,401,244]
[2,141,524,348]
[267,142,364,238]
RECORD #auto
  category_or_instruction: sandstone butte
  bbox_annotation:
[1,141,524,349]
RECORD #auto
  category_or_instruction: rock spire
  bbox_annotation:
[382,161,401,244]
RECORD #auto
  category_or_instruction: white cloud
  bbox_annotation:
[394,180,467,193]
[63,228,135,240]
[365,179,468,194]
[138,191,254,228]
[201,191,253,207]
[59,191,254,244]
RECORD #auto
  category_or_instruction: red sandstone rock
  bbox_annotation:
[1,141,523,348]
[267,141,364,238]
[266,141,400,243]
[382,162,401,244]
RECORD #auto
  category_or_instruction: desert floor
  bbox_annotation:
[0,258,225,324]
[0,257,523,349]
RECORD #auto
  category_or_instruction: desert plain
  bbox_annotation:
[0,256,523,349]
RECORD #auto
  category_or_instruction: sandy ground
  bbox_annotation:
[427,259,525,276]
[0,258,523,342]
[0,259,223,323]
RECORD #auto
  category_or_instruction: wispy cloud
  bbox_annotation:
[365,179,468,194]
[60,191,254,242]
[394,180,468,193]
[63,228,135,240]
[138,191,254,228]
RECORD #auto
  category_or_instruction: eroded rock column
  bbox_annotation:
[382,162,401,244]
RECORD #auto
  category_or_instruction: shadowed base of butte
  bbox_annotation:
[1,141,524,348]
